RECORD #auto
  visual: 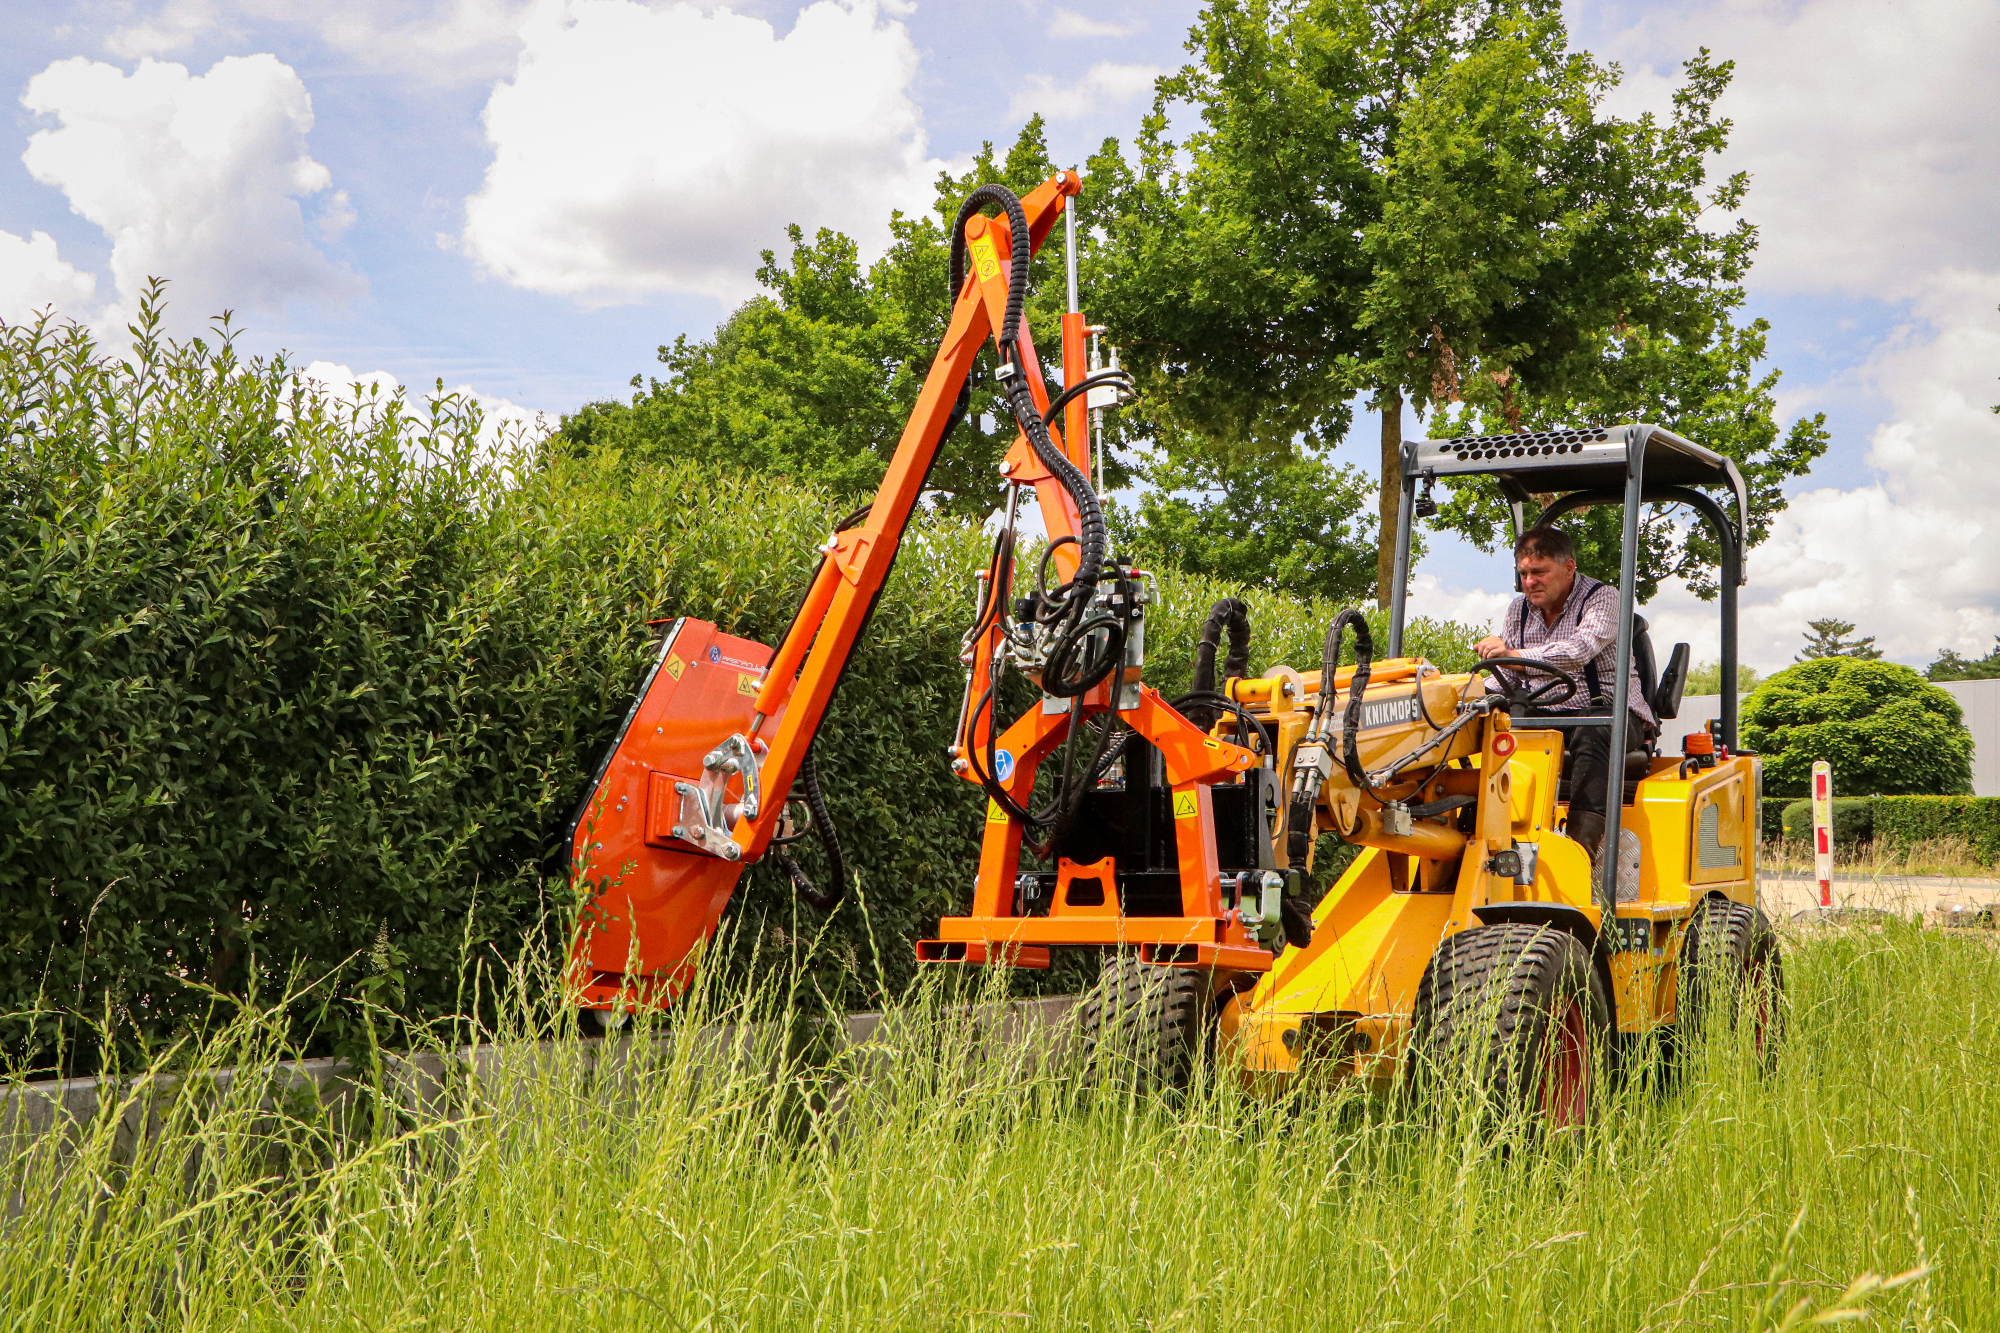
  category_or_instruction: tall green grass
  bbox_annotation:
[3,917,1989,1330]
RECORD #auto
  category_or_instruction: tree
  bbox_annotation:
[1116,440,1380,602]
[1795,617,1882,662]
[1741,658,1972,798]
[1084,0,1802,606]
[1683,660,1759,696]
[1432,309,1829,602]
[1927,638,2000,681]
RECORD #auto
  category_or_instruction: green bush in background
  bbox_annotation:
[0,297,1478,1071]
[1741,656,1974,799]
[1873,797,2000,864]
[1779,797,1875,847]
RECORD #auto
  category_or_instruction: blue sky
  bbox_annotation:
[3,0,1995,674]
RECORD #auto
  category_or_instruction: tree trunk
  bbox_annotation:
[1376,389,1403,610]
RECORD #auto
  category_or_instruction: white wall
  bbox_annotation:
[1937,678,2000,797]
[1661,678,2000,797]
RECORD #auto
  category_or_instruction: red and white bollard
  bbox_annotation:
[1810,760,1834,909]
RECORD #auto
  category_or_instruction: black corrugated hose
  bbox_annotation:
[1185,597,1252,730]
[773,748,846,911]
[1284,608,1375,873]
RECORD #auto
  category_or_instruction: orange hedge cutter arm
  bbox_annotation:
[564,171,1090,1009]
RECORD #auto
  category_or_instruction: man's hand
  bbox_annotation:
[1473,634,1508,660]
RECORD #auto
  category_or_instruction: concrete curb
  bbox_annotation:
[0,994,1085,1181]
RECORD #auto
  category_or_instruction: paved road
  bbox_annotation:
[1759,873,2000,921]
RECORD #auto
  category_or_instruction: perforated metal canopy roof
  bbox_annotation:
[1404,422,1749,555]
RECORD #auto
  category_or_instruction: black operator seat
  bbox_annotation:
[1630,614,1692,727]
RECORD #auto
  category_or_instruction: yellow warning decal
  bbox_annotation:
[663,654,684,680]
[986,799,1010,825]
[1172,790,1199,820]
[1203,737,1220,749]
[969,233,1002,283]
[737,672,760,696]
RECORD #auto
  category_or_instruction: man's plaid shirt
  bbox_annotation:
[1498,573,1655,723]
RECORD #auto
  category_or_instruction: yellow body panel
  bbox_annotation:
[1221,656,1765,1090]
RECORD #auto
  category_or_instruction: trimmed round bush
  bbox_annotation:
[1780,797,1875,847]
[1742,657,1973,800]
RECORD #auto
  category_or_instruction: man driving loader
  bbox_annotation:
[1473,524,1653,858]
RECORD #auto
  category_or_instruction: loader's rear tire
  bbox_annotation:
[1677,897,1784,1072]
[1408,923,1611,1130]
[1075,953,1214,1094]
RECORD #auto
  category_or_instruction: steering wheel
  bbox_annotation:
[1471,655,1581,710]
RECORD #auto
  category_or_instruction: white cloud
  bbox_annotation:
[1684,275,2000,670]
[0,229,98,324]
[1405,573,1511,638]
[456,0,948,305]
[1599,0,2000,303]
[315,189,356,243]
[1008,61,1160,123]
[107,0,536,82]
[1047,9,1139,38]
[21,54,362,329]
[105,0,221,60]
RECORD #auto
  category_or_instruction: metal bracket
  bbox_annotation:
[670,733,763,862]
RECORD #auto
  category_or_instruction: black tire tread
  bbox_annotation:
[1076,954,1211,1093]
[1408,922,1608,1117]
[1678,896,1784,1064]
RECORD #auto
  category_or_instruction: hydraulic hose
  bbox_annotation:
[949,182,1111,646]
[1040,369,1136,425]
[1187,597,1252,730]
[775,749,847,912]
[1285,609,1375,872]
[1329,609,1375,791]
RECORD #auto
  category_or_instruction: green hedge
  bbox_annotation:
[0,300,1478,1070]
[1873,797,2000,864]
[1779,798,1875,847]
[1777,796,2000,864]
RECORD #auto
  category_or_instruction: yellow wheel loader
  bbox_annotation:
[1219,427,1781,1120]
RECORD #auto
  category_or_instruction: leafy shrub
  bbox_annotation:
[1740,657,1973,799]
[0,296,1481,1071]
[1779,797,1874,847]
[1775,796,1999,866]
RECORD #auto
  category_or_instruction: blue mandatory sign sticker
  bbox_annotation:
[993,749,1015,782]
[707,645,722,663]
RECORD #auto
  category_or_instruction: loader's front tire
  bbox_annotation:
[1408,923,1611,1130]
[1677,897,1784,1072]
[1075,953,1214,1095]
